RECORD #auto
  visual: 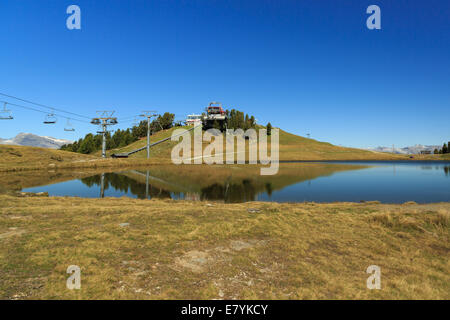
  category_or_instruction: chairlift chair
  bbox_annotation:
[91,118,101,125]
[64,119,75,132]
[97,125,105,134]
[0,102,13,120]
[43,111,57,124]
[108,118,118,125]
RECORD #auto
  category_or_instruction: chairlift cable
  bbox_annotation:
[0,92,91,120]
[0,100,90,123]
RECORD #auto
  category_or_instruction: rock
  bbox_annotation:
[119,223,130,227]
[247,208,261,213]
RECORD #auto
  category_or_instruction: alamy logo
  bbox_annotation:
[66,5,81,30]
[366,265,381,289]
[366,5,381,30]
[171,126,279,175]
[66,265,81,290]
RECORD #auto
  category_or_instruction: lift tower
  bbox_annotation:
[91,111,118,158]
[140,111,157,159]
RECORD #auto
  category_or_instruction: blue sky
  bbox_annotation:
[0,0,448,148]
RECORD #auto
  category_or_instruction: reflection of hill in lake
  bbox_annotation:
[0,169,106,193]
[80,163,369,202]
[80,173,174,199]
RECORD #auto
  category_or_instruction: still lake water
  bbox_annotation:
[22,161,450,203]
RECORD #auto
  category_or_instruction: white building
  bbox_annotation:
[186,114,202,126]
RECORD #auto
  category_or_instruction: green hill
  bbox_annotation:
[2,127,446,173]
[108,126,413,161]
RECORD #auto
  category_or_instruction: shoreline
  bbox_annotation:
[1,157,450,173]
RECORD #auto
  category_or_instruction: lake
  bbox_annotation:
[16,161,450,203]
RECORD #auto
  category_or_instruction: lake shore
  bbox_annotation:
[2,143,449,173]
[1,195,448,299]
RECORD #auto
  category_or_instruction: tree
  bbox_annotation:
[434,148,439,154]
[244,114,249,130]
[443,143,448,154]
[158,112,175,130]
[237,111,245,129]
[94,134,102,150]
[212,120,221,130]
[77,134,95,154]
[249,116,256,128]
[132,120,147,139]
[266,122,272,136]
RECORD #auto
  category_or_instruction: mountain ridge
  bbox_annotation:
[0,133,72,149]
[368,144,440,154]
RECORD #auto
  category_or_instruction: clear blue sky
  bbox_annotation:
[0,0,449,148]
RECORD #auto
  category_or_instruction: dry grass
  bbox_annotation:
[0,145,95,172]
[0,145,169,173]
[0,195,448,300]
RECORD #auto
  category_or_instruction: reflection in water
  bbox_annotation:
[80,172,273,202]
[80,172,173,199]
[100,173,104,198]
[19,162,450,203]
[200,179,258,203]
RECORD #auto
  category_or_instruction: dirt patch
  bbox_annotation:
[174,240,267,273]
[8,215,32,220]
[174,250,211,273]
[230,240,265,251]
[0,229,25,239]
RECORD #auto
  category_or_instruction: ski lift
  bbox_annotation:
[0,102,13,120]
[64,118,75,132]
[43,109,57,124]
[91,118,101,125]
[108,118,118,125]
[97,125,105,134]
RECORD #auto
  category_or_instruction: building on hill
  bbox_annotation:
[186,114,202,126]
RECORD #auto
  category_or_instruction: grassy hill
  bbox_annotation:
[109,126,437,161]
[0,145,96,172]
[1,127,447,172]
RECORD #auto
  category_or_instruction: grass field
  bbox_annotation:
[0,144,161,173]
[0,195,448,299]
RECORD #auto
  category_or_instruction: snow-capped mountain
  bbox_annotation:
[369,144,440,154]
[0,133,72,149]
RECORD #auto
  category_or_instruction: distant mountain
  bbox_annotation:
[369,144,440,154]
[0,133,72,149]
